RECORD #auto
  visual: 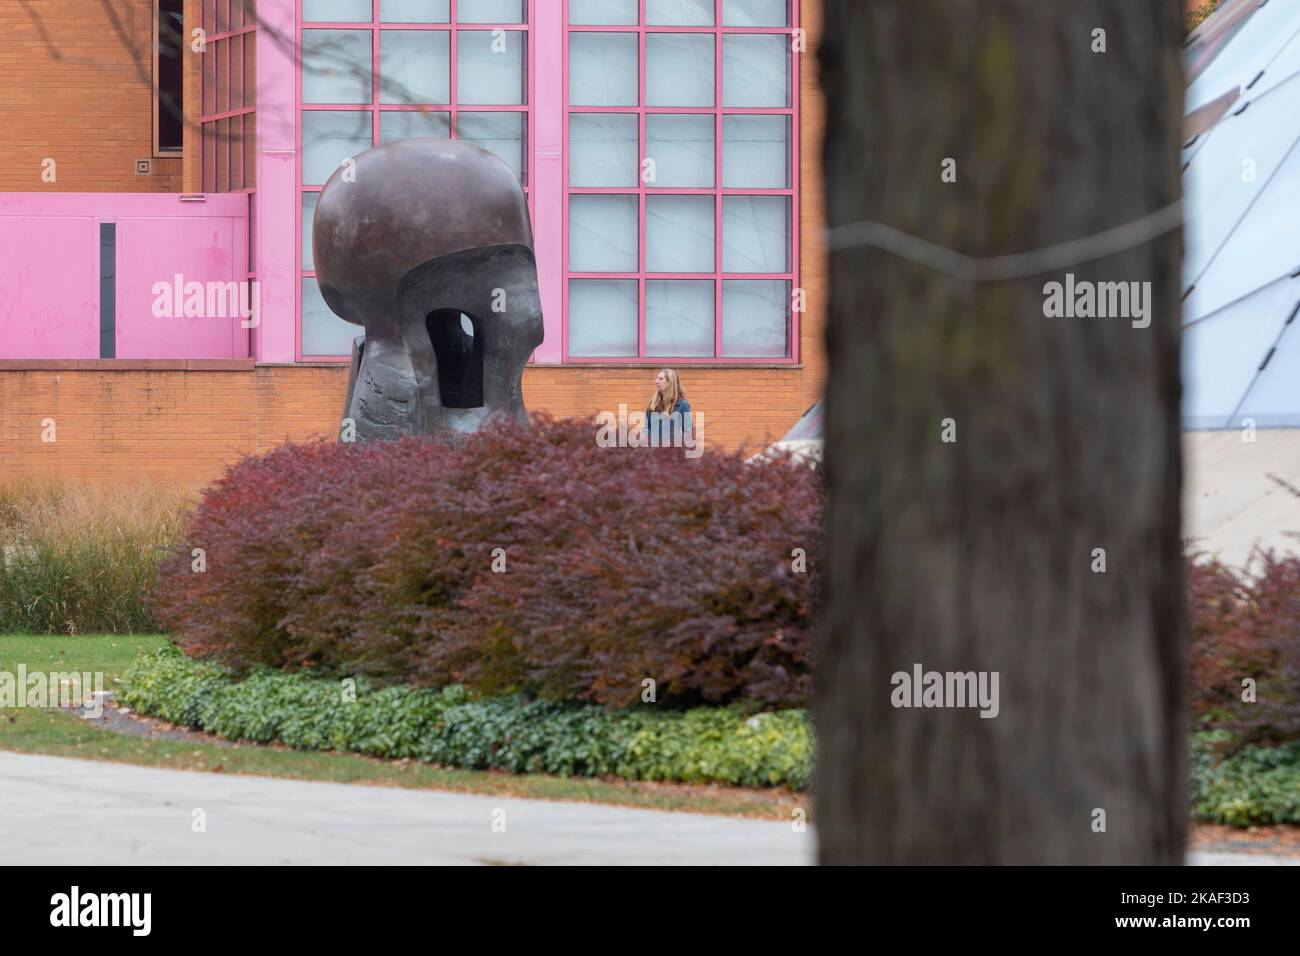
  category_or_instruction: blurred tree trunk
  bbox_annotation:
[815,0,1187,864]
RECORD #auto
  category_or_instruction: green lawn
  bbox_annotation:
[0,633,799,820]
[0,633,168,688]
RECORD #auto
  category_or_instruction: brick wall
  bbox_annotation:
[797,0,828,417]
[0,0,183,191]
[0,361,823,485]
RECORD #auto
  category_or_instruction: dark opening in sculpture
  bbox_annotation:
[425,309,483,409]
[312,138,543,442]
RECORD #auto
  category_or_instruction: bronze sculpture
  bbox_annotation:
[312,138,543,442]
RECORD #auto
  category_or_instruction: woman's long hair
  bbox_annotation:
[647,368,686,415]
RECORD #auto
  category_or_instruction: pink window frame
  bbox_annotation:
[296,0,537,362]
[561,0,801,365]
[199,1,258,194]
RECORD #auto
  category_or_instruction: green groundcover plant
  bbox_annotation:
[120,645,813,789]
[1190,731,1300,827]
[122,647,1300,819]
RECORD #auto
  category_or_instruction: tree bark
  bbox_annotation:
[816,0,1187,864]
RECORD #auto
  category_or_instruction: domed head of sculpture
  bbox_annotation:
[312,137,543,441]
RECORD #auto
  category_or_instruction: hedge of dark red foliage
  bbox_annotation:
[152,416,822,709]
[1187,549,1300,746]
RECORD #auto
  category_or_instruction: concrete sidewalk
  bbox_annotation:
[2,751,1295,865]
[0,751,811,865]
[1183,428,1300,568]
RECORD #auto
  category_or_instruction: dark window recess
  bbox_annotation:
[99,223,116,359]
[158,0,184,152]
[425,310,484,408]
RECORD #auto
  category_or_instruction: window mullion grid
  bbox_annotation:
[220,39,230,191]
[372,0,380,149]
[200,2,207,190]
[225,35,233,187]
[713,0,723,359]
[301,1,534,359]
[527,0,535,198]
[296,1,302,360]
[450,0,460,137]
[637,0,647,359]
[562,0,570,362]
[790,0,800,361]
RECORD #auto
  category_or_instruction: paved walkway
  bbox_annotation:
[1183,428,1300,568]
[3,752,1296,865]
[0,752,811,865]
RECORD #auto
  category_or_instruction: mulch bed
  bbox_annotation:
[1189,823,1300,857]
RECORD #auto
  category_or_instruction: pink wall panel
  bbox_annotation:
[533,4,564,363]
[255,0,298,364]
[115,217,247,359]
[0,193,249,360]
[0,217,99,359]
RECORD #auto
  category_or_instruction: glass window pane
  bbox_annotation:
[722,0,789,27]
[301,110,373,185]
[570,195,638,272]
[458,0,525,23]
[570,113,638,187]
[202,124,214,191]
[646,114,714,188]
[380,0,450,21]
[723,279,789,357]
[379,109,451,141]
[647,0,713,25]
[215,118,229,192]
[457,29,525,105]
[229,35,243,113]
[302,278,361,356]
[569,32,639,107]
[244,113,256,190]
[569,0,638,25]
[646,280,714,357]
[647,195,714,272]
[458,112,526,183]
[302,192,319,271]
[302,29,374,104]
[304,0,372,22]
[722,114,788,187]
[723,34,788,107]
[202,39,216,116]
[646,33,714,107]
[568,279,639,357]
[379,29,450,104]
[723,196,789,272]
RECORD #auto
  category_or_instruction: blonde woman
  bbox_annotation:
[645,368,692,445]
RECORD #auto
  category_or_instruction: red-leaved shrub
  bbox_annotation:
[153,415,822,708]
[1187,549,1300,745]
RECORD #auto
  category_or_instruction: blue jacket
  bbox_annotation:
[645,399,692,444]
